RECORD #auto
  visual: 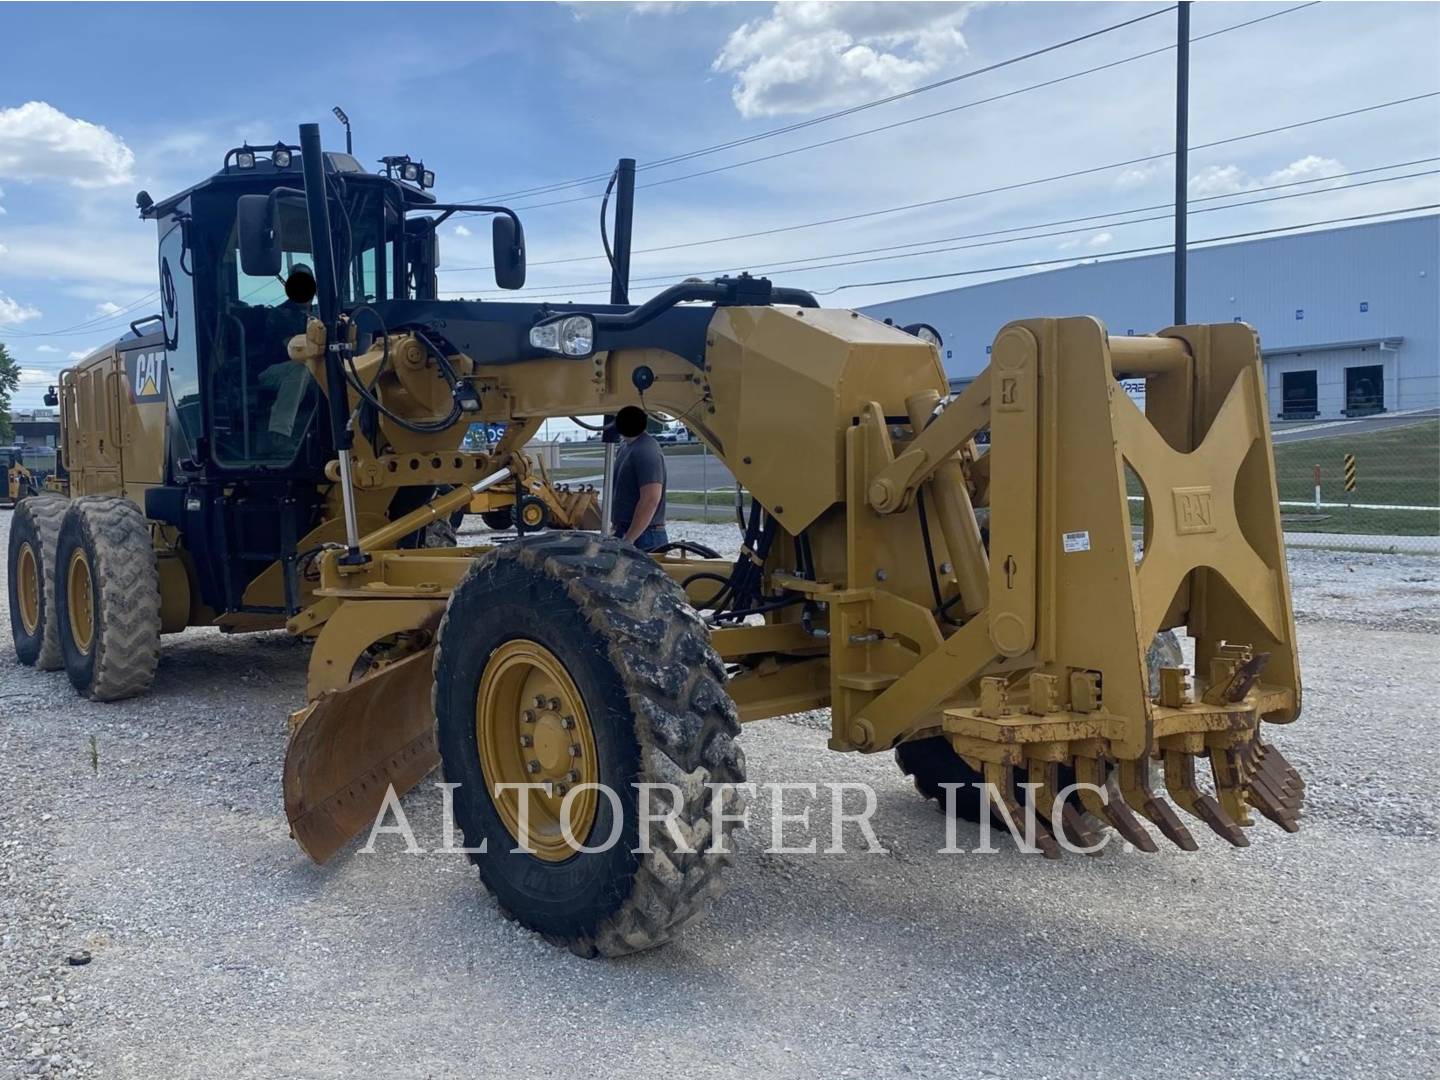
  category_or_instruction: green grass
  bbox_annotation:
[547,465,603,480]
[1272,419,1439,536]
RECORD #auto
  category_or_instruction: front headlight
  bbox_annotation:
[529,315,596,358]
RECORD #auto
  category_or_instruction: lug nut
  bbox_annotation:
[523,709,537,723]
[526,760,542,774]
[565,770,580,783]
[561,715,576,729]
[568,745,582,758]
[519,735,533,748]
[534,695,547,708]
[554,784,569,796]
[547,697,561,711]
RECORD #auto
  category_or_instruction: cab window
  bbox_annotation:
[210,201,320,469]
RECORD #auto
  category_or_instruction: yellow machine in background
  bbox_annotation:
[468,455,601,532]
[7,122,1305,960]
[3,447,54,508]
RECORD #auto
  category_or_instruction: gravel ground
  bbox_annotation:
[3,511,1438,1079]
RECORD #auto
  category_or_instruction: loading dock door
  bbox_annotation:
[1345,364,1384,416]
[1281,370,1318,419]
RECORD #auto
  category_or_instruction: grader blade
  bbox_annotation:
[1163,749,1249,847]
[1118,759,1198,851]
[283,648,440,863]
[1075,758,1158,853]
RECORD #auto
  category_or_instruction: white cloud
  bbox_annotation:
[17,367,53,386]
[1187,164,1248,199]
[1087,231,1113,248]
[452,223,472,237]
[67,348,94,361]
[0,293,42,325]
[35,344,60,353]
[1189,155,1344,198]
[0,225,156,288]
[94,300,123,316]
[0,102,136,188]
[1115,163,1163,188]
[713,2,971,118]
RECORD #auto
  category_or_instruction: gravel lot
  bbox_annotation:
[3,510,1438,1079]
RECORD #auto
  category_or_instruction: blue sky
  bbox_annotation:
[2,0,1438,409]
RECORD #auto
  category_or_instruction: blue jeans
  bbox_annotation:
[630,525,669,552]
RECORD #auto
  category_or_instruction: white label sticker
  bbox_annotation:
[1062,530,1091,553]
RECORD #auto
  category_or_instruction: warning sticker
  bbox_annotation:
[1062,530,1091,553]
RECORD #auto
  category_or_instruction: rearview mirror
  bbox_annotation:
[238,194,281,277]
[492,214,526,290]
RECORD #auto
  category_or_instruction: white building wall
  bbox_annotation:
[862,216,1440,419]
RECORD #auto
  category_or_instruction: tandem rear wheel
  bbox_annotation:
[53,497,161,702]
[433,532,746,957]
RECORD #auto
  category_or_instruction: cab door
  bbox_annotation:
[61,355,125,496]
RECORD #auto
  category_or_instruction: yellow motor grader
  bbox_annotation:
[6,124,1303,957]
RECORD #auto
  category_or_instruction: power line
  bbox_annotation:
[477,206,1436,303]
[505,2,1321,213]
[441,91,1440,275]
[4,290,161,339]
[480,4,1180,203]
[819,206,1439,293]
[442,165,1440,297]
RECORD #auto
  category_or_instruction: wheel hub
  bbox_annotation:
[476,639,598,861]
[16,541,40,636]
[66,548,94,655]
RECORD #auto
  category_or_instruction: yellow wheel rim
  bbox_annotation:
[476,639,598,861]
[67,548,95,655]
[520,502,545,528]
[16,541,41,636]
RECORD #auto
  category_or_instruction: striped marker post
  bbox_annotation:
[1343,453,1357,516]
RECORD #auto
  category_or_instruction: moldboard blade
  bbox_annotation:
[283,647,440,863]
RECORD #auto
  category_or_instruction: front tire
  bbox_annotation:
[54,497,161,701]
[516,494,550,532]
[433,533,745,957]
[7,494,69,670]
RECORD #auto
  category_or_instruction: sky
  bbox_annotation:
[1,0,1438,410]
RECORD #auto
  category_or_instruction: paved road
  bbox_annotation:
[1271,410,1438,444]
[560,445,735,491]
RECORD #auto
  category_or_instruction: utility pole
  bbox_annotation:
[1174,1,1191,325]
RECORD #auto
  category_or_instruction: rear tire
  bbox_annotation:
[7,494,69,670]
[54,497,161,702]
[480,507,514,531]
[433,532,745,957]
[895,737,989,821]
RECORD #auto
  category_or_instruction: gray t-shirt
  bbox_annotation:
[610,433,667,532]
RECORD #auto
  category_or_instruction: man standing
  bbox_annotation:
[609,405,668,551]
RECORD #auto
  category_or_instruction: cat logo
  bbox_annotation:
[1171,485,1216,535]
[128,350,167,404]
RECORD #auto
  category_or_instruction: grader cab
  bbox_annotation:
[6,122,1303,958]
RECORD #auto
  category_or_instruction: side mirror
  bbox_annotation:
[238,194,281,277]
[492,214,526,290]
[44,386,59,408]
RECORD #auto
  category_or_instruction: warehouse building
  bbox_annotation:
[863,215,1439,419]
